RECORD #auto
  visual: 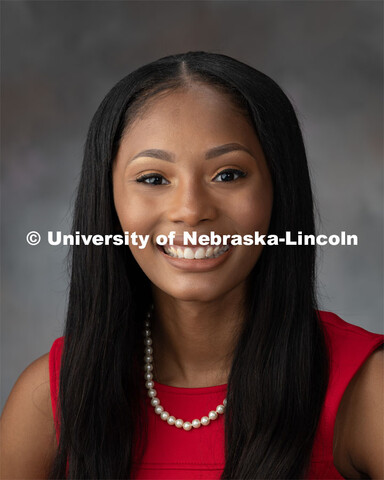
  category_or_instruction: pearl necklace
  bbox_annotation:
[143,311,227,431]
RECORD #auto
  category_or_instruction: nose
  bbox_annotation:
[167,179,218,227]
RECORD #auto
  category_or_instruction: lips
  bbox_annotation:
[156,242,234,272]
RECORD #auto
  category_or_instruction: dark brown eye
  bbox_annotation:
[136,174,169,185]
[214,169,246,182]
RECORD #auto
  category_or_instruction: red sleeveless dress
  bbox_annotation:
[49,311,383,479]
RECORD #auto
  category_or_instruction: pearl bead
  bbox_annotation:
[167,416,176,425]
[192,419,201,428]
[201,416,210,426]
[208,411,218,420]
[160,411,169,421]
[143,311,226,432]
[148,389,157,398]
[175,419,184,428]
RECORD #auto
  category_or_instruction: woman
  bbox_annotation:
[1,52,383,479]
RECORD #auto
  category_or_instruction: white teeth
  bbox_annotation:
[163,244,230,259]
[184,248,195,259]
[195,248,206,259]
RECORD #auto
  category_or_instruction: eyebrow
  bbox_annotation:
[129,143,254,163]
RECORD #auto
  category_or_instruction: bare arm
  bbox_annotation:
[0,353,57,479]
[334,346,384,479]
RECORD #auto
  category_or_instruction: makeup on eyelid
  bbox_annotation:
[135,168,247,185]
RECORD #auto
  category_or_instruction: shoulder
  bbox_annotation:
[334,344,384,479]
[0,352,57,479]
[318,310,382,340]
[318,310,383,376]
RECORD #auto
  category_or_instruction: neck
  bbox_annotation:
[150,287,246,388]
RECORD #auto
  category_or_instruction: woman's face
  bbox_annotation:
[113,83,273,303]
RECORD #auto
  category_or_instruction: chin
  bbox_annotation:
[156,280,236,303]
[171,291,221,303]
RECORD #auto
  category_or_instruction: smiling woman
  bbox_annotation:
[1,52,383,480]
[113,82,273,303]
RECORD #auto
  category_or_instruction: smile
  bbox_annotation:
[156,242,234,272]
[162,244,230,260]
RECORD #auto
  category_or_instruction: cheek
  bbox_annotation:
[230,186,273,234]
[129,244,154,269]
[116,204,149,233]
[113,181,159,273]
[113,182,155,233]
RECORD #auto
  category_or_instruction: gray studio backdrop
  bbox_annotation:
[1,1,383,411]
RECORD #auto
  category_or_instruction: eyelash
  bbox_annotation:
[136,169,246,185]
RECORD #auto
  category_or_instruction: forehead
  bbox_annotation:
[120,83,258,149]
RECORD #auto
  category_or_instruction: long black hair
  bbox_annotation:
[49,51,330,479]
